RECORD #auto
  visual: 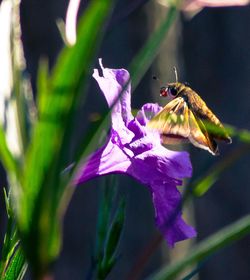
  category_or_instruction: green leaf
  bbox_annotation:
[93,177,125,280]
[0,126,18,176]
[97,197,126,280]
[0,189,22,279]
[149,215,250,280]
[17,0,114,277]
[192,144,250,196]
[179,123,250,197]
[3,248,27,280]
[56,19,68,45]
[3,188,11,218]
[1,189,18,261]
[104,198,125,262]
[96,177,118,259]
[226,125,250,144]
[129,6,177,90]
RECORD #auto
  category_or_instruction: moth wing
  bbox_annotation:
[147,97,190,144]
[201,114,232,144]
[188,109,219,155]
[189,93,232,143]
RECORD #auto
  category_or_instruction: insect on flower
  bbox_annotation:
[147,68,232,155]
[75,60,196,247]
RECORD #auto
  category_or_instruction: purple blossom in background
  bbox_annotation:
[75,59,196,247]
[183,0,249,14]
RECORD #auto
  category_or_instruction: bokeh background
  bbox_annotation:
[1,0,250,279]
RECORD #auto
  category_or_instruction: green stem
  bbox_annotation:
[129,6,177,90]
[149,215,250,280]
[11,0,28,153]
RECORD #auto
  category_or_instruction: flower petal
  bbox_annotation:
[136,103,162,126]
[75,130,132,184]
[151,181,196,247]
[93,59,134,145]
[183,0,249,11]
[128,144,192,181]
[76,60,196,247]
[93,59,133,125]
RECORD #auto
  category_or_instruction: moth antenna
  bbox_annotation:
[173,66,178,82]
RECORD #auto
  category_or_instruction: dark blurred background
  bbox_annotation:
[1,0,250,279]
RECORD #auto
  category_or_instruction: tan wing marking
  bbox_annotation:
[188,110,218,155]
[147,97,190,144]
[189,93,231,143]
[147,98,182,131]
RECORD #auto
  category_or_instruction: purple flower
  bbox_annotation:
[75,59,196,247]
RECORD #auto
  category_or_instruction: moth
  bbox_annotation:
[147,70,232,155]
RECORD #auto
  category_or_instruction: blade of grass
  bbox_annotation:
[129,6,177,89]
[127,142,250,279]
[181,259,207,280]
[0,189,23,279]
[95,177,119,259]
[97,198,126,279]
[226,124,250,144]
[21,0,114,228]
[3,248,27,280]
[191,144,250,196]
[11,0,30,153]
[127,232,163,280]
[149,214,250,280]
[18,0,114,277]
[0,126,18,175]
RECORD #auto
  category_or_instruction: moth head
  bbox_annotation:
[167,84,179,98]
[160,83,179,99]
